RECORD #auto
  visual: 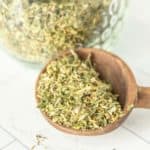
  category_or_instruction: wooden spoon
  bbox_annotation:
[35,48,150,136]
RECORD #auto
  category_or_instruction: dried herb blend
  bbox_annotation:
[0,0,114,63]
[37,52,124,130]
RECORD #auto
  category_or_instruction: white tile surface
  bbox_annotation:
[32,126,150,150]
[123,109,150,143]
[0,0,150,150]
[4,141,27,150]
[0,128,14,148]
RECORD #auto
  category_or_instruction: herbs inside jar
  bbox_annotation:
[36,51,124,130]
[0,0,127,63]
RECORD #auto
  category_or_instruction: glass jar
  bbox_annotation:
[0,0,128,64]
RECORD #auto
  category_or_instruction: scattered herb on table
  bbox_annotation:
[37,51,124,130]
[31,134,47,150]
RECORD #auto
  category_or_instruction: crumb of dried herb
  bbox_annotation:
[37,51,124,130]
[31,134,47,150]
[127,104,134,111]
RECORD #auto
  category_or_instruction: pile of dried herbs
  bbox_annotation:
[37,51,124,130]
[0,0,111,63]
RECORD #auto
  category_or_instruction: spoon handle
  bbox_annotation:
[135,87,150,108]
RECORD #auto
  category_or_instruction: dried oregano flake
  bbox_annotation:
[37,51,124,130]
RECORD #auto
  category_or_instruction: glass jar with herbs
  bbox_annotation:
[0,0,128,63]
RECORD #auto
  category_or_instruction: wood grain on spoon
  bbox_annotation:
[35,48,150,136]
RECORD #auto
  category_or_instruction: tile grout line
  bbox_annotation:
[0,126,30,150]
[122,125,150,145]
[0,139,16,150]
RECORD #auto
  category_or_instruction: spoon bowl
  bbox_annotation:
[35,48,150,136]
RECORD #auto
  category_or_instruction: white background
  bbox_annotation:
[0,0,150,149]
